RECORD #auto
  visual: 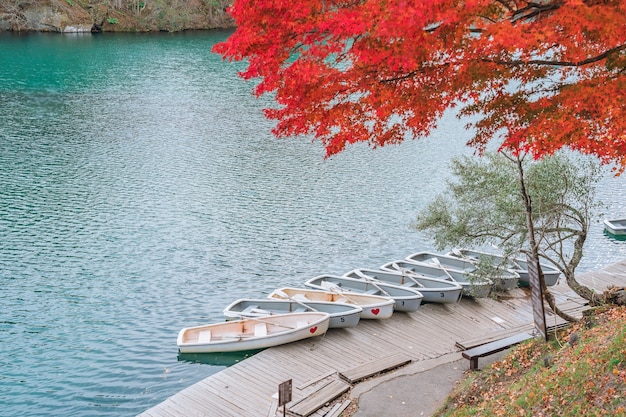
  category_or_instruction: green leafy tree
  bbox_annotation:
[415,151,609,320]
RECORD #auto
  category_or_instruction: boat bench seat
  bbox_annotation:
[198,330,211,343]
[241,305,258,314]
[220,333,247,340]
[461,332,534,370]
[254,323,267,337]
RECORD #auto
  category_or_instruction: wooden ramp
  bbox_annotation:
[288,379,351,417]
[138,259,626,417]
[339,353,412,384]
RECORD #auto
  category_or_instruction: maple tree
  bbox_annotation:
[214,0,625,166]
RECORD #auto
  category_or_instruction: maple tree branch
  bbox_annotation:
[512,1,562,22]
[378,71,420,83]
[495,0,515,13]
[484,43,626,68]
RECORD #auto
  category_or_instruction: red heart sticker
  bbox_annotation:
[309,326,318,334]
[371,308,380,315]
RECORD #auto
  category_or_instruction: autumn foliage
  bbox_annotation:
[213,0,625,165]
[440,306,626,416]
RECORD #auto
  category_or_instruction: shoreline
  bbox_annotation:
[0,0,235,33]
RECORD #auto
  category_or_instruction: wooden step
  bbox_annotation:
[338,352,412,384]
[287,379,350,417]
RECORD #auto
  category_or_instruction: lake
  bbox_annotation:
[1,30,624,416]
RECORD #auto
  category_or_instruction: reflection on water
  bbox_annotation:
[603,230,626,242]
[0,31,625,417]
[178,350,264,367]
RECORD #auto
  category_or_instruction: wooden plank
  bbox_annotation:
[297,370,337,390]
[338,352,412,384]
[266,397,278,417]
[167,391,239,417]
[287,379,350,417]
[325,400,351,417]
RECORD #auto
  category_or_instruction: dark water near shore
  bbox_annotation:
[1,31,625,416]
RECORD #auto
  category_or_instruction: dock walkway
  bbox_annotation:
[139,259,626,417]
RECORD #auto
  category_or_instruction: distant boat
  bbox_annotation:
[604,218,626,236]
[268,287,395,319]
[223,298,362,328]
[406,251,520,291]
[303,274,423,312]
[448,248,561,287]
[344,267,463,304]
[381,259,494,298]
[177,312,330,353]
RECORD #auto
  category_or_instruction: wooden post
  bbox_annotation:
[526,254,548,341]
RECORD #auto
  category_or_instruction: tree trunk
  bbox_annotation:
[542,279,579,322]
[563,271,604,305]
[560,225,606,305]
[515,157,579,323]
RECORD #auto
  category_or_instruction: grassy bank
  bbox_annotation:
[436,306,626,417]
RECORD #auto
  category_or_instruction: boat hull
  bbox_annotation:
[347,268,463,304]
[223,298,362,328]
[268,287,395,319]
[604,219,626,236]
[450,249,560,287]
[406,251,520,292]
[304,274,423,312]
[406,251,477,273]
[490,273,521,291]
[177,312,330,354]
[381,260,493,298]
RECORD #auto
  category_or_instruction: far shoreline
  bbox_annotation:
[0,0,235,34]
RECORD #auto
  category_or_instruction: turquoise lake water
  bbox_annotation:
[1,30,625,416]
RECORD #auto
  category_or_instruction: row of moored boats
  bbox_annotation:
[177,249,562,353]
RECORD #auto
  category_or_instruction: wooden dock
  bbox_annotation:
[138,259,626,417]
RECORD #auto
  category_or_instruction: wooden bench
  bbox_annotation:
[461,332,534,370]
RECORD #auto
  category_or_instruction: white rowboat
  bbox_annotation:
[381,260,493,298]
[449,248,561,287]
[177,312,330,353]
[268,287,395,319]
[406,251,520,291]
[223,298,362,328]
[303,274,423,312]
[346,267,463,304]
[604,218,626,236]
